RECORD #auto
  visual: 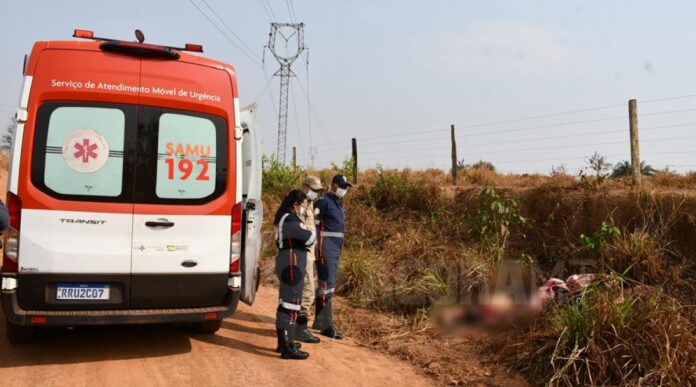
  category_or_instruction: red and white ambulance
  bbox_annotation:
[1,30,263,342]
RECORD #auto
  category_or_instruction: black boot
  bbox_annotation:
[275,337,302,353]
[320,325,344,340]
[296,316,320,344]
[276,328,309,360]
[311,299,325,331]
[313,297,343,339]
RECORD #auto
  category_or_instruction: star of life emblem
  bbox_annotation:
[62,129,109,173]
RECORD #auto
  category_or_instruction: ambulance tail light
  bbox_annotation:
[3,192,21,274]
[184,44,204,53]
[73,29,94,39]
[230,202,243,274]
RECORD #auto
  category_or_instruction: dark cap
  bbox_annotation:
[331,174,352,189]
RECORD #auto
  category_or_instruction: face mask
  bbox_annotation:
[306,190,318,201]
[299,205,308,216]
[335,187,347,198]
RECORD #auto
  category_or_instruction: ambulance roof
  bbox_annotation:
[27,40,236,75]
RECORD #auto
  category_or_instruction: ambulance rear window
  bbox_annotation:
[32,103,226,205]
[42,106,126,197]
[155,113,217,199]
[130,107,228,205]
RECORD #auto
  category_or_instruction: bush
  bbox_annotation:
[466,186,527,261]
[262,155,304,196]
[507,277,696,386]
[611,160,657,179]
[364,167,443,215]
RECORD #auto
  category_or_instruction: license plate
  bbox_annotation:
[56,284,110,300]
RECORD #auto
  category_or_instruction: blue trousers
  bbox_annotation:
[275,248,307,331]
[313,235,342,330]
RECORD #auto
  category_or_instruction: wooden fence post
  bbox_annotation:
[292,146,297,169]
[451,124,458,185]
[351,138,358,184]
[629,99,641,186]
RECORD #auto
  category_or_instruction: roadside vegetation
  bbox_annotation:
[261,156,696,386]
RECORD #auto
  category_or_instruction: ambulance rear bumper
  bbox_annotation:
[1,286,240,326]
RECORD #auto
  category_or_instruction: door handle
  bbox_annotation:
[145,219,175,228]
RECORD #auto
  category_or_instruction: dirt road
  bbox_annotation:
[0,286,432,387]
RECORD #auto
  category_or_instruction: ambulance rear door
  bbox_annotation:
[129,60,236,309]
[240,103,262,305]
[17,48,139,310]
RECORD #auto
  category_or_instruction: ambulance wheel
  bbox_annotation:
[193,319,222,334]
[5,320,35,343]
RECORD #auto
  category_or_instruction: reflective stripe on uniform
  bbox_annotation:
[280,299,301,311]
[277,213,291,249]
[306,230,316,246]
[321,232,344,238]
[317,287,335,295]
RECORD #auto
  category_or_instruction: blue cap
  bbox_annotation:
[331,174,352,189]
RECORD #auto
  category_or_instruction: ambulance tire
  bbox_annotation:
[255,265,261,293]
[5,320,35,344]
[193,319,223,334]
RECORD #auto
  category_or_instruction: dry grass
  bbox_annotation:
[263,163,696,386]
[502,277,696,386]
[648,171,696,189]
[355,167,696,191]
[607,228,682,285]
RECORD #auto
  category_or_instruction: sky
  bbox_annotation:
[1,0,696,173]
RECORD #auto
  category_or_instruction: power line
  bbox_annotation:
[304,50,316,166]
[641,94,696,104]
[352,99,696,143]
[300,119,696,152]
[253,70,276,105]
[352,103,626,142]
[345,115,623,144]
[290,79,307,162]
[261,0,278,21]
[200,0,263,62]
[260,1,273,22]
[461,115,630,137]
[356,121,696,150]
[188,0,263,68]
[465,136,696,157]
[294,72,340,155]
[355,106,696,144]
[640,106,696,117]
[357,149,695,165]
[460,123,696,149]
[354,134,696,158]
[457,103,627,128]
[355,114,628,142]
[285,0,297,23]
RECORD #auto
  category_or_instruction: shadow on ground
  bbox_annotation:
[0,310,277,367]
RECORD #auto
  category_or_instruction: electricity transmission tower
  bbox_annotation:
[266,22,305,164]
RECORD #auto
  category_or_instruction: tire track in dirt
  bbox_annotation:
[0,286,432,387]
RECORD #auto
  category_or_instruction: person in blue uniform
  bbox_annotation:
[312,174,351,339]
[273,189,316,360]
